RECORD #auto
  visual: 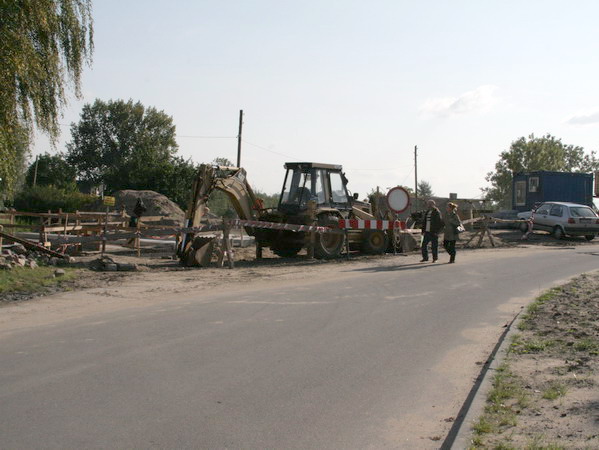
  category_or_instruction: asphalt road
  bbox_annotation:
[1,245,598,449]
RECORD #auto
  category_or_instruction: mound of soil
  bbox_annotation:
[114,190,185,226]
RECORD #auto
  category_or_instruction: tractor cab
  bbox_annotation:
[278,162,352,213]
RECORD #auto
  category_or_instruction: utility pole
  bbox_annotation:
[236,110,243,168]
[414,145,418,210]
[32,154,39,187]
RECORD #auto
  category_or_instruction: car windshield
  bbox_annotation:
[569,207,597,218]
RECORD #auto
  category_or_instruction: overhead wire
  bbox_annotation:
[241,139,302,161]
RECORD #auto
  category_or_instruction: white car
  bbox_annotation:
[517,202,599,240]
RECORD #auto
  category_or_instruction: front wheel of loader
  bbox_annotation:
[360,229,389,254]
[314,215,344,259]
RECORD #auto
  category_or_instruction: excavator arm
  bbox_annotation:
[178,164,263,264]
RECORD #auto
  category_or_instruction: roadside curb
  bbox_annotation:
[444,267,599,449]
[442,307,523,450]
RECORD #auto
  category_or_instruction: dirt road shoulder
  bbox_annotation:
[464,271,599,449]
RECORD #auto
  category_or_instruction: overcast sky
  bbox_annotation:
[34,0,599,199]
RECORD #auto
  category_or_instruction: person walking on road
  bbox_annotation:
[420,199,444,263]
[443,202,463,264]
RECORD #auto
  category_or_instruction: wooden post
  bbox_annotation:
[135,218,141,257]
[39,216,44,243]
[256,242,263,259]
[468,203,474,231]
[101,207,108,255]
[223,219,234,269]
[486,218,496,247]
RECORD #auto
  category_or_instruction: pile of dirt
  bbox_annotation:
[114,190,185,226]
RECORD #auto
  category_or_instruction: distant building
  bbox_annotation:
[512,171,594,212]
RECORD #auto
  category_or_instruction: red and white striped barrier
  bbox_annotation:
[338,219,406,230]
[181,220,336,234]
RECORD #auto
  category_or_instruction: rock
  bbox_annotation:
[116,263,138,272]
[14,256,26,267]
[25,260,38,269]
[2,249,15,258]
[49,257,60,266]
[54,269,66,277]
[0,262,12,271]
[11,243,27,255]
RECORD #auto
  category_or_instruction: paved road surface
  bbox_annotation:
[1,245,598,449]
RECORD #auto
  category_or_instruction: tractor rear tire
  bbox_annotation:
[314,215,344,259]
[360,230,389,254]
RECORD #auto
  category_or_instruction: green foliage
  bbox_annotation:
[25,153,77,190]
[13,185,96,213]
[417,180,434,198]
[483,134,599,208]
[0,0,93,196]
[66,99,178,187]
[0,123,29,198]
[0,266,77,295]
[65,98,198,207]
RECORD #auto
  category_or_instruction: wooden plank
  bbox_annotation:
[0,230,69,259]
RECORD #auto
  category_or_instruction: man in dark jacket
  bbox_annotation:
[420,199,444,262]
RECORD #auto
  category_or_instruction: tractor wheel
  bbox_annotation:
[314,215,344,259]
[272,242,303,257]
[360,230,389,254]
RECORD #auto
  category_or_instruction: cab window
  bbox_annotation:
[314,170,326,204]
[329,172,347,204]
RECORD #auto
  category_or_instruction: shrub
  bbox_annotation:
[13,186,97,213]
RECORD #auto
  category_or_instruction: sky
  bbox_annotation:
[34,0,599,199]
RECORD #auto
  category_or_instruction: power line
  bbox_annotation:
[346,165,413,171]
[241,139,301,160]
[177,135,236,139]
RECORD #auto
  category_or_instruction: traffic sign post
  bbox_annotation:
[386,186,410,254]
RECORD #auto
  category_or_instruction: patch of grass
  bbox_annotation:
[525,435,565,449]
[574,339,599,354]
[0,266,77,295]
[542,382,567,400]
[510,335,556,355]
[518,288,562,331]
[472,364,527,445]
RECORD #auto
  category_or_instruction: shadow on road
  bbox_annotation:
[347,262,449,273]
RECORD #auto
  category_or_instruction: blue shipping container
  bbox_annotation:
[512,171,594,212]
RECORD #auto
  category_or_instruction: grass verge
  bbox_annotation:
[0,266,77,297]
[469,273,599,449]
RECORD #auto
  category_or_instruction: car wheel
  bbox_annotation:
[552,226,564,240]
[585,235,595,241]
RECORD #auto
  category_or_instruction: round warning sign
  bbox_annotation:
[386,186,410,213]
